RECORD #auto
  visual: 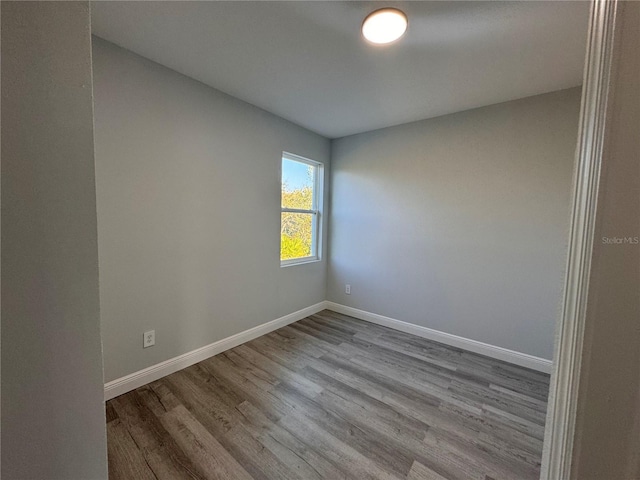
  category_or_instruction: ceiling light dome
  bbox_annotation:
[362,8,408,45]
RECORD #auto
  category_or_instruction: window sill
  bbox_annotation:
[280,257,321,268]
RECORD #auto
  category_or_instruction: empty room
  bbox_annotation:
[3,1,640,480]
[95,2,580,478]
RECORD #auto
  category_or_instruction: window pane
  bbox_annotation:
[281,212,314,260]
[282,158,314,210]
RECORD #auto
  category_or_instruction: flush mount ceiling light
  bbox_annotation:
[362,8,408,45]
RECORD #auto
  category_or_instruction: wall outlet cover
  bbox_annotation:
[143,330,155,348]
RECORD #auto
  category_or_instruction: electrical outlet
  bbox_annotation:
[143,330,155,348]
[345,284,351,295]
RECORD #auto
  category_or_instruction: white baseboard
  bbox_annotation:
[104,302,327,400]
[105,300,552,399]
[324,302,552,374]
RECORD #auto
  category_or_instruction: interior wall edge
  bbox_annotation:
[2,2,108,477]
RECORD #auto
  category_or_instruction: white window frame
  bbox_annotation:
[280,152,323,267]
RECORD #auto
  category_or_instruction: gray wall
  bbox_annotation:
[328,88,581,360]
[1,2,108,478]
[572,2,640,478]
[92,38,330,382]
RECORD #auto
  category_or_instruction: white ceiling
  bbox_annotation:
[91,1,589,139]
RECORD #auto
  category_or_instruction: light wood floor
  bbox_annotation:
[106,310,550,480]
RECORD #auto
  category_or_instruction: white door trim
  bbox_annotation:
[540,1,619,478]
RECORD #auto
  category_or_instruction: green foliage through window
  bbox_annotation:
[281,155,319,262]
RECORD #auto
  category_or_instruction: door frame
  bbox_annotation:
[540,0,620,478]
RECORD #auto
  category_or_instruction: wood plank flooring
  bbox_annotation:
[106,310,550,480]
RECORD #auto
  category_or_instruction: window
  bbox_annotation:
[281,153,323,266]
